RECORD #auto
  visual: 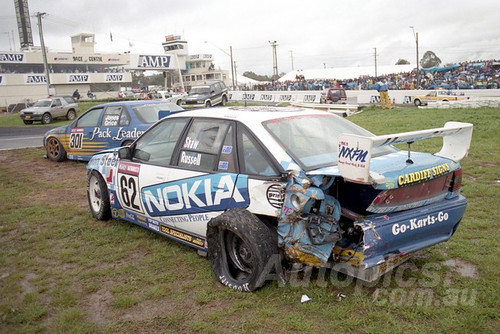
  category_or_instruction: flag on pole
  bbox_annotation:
[110,32,113,42]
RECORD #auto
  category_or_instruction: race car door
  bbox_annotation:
[117,117,249,238]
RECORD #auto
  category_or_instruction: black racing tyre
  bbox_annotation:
[23,120,33,125]
[207,208,278,292]
[176,99,182,106]
[66,109,77,120]
[414,99,422,106]
[205,100,211,108]
[221,95,227,106]
[41,112,52,124]
[45,137,67,162]
[87,170,111,220]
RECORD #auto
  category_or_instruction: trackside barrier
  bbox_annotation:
[229,91,321,104]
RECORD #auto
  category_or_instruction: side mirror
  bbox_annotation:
[118,146,131,159]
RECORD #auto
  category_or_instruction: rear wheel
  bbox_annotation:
[221,95,227,106]
[207,208,278,292]
[41,113,52,124]
[45,137,67,162]
[414,99,422,106]
[87,171,111,220]
[66,109,77,120]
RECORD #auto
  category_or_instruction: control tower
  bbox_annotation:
[161,35,188,90]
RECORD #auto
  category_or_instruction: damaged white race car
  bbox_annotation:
[87,107,473,291]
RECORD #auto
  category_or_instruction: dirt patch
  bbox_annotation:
[442,258,479,279]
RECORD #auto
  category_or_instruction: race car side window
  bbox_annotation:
[74,108,104,127]
[176,119,231,171]
[238,126,279,177]
[132,118,189,166]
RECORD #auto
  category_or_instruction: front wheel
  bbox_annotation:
[414,99,422,106]
[207,208,278,292]
[23,120,33,125]
[45,137,67,162]
[87,171,111,220]
[205,100,212,108]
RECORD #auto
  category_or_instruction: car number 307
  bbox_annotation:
[69,132,84,149]
[119,175,142,212]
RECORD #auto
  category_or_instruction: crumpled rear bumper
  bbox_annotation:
[334,195,467,280]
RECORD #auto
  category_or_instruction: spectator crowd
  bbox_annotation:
[246,59,500,91]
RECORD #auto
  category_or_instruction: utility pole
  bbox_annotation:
[373,48,378,78]
[229,45,235,89]
[269,40,278,81]
[35,12,51,96]
[289,50,294,71]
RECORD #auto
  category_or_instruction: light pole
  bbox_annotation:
[204,41,235,90]
[268,40,278,81]
[410,26,420,89]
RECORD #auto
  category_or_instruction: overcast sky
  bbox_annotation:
[1,0,499,75]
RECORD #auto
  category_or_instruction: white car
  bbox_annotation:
[87,107,472,291]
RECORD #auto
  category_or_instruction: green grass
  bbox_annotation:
[0,106,499,333]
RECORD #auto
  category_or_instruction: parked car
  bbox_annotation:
[43,100,184,162]
[412,90,470,106]
[87,107,472,291]
[20,96,79,124]
[150,90,187,105]
[320,87,347,104]
[181,80,228,108]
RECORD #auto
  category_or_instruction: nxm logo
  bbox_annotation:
[142,174,249,216]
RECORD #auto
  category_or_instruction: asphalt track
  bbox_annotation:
[0,126,56,151]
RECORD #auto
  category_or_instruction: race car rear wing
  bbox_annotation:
[338,121,473,184]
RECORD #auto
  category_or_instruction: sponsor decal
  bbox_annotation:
[338,141,368,167]
[105,74,124,82]
[112,208,126,219]
[303,95,316,102]
[398,163,450,186]
[89,127,144,141]
[118,162,141,176]
[266,184,285,209]
[243,93,255,101]
[25,74,47,84]
[218,161,229,170]
[160,225,205,248]
[137,215,147,225]
[221,145,232,154]
[53,57,69,61]
[138,55,171,68]
[279,95,292,102]
[108,58,121,62]
[73,56,83,61]
[159,213,212,224]
[148,223,160,231]
[88,56,103,62]
[260,94,273,101]
[0,53,24,62]
[142,174,249,216]
[391,211,449,235]
[68,74,89,82]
